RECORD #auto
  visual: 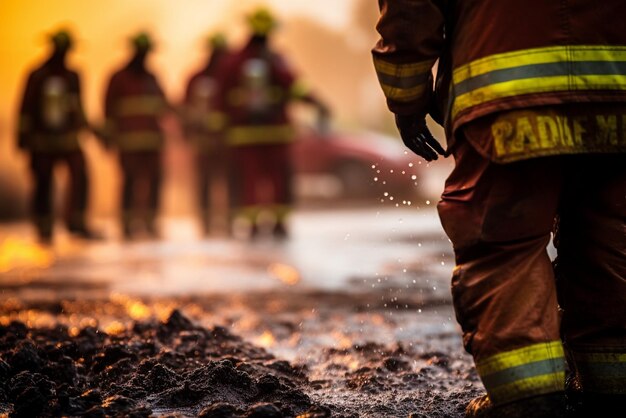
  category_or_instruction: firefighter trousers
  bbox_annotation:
[228,143,293,226]
[437,139,626,404]
[119,151,162,235]
[30,151,89,239]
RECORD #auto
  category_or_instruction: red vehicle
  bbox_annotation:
[291,127,425,201]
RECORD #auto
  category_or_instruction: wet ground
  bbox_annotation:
[0,206,484,417]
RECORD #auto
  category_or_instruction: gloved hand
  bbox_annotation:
[394,114,445,161]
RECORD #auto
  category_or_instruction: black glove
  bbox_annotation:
[394,114,445,162]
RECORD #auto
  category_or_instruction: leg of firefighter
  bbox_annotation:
[554,154,626,416]
[145,152,162,238]
[120,154,135,240]
[231,146,261,239]
[197,153,212,235]
[30,153,55,243]
[268,144,292,239]
[437,140,567,417]
[64,151,93,238]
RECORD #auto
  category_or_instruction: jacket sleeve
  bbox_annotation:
[17,72,37,149]
[372,0,446,116]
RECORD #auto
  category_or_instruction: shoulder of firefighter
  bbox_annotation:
[102,68,170,151]
[372,0,626,160]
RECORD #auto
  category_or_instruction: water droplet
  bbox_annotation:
[374,177,378,182]
[389,196,394,201]
[403,268,407,273]
[411,175,417,180]
[390,169,394,173]
[401,170,406,174]
[371,164,376,169]
[426,200,431,205]
[384,192,389,196]
[441,261,445,266]
[408,162,414,167]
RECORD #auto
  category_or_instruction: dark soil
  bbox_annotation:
[0,292,483,417]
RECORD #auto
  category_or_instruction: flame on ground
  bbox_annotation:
[0,237,54,272]
[255,330,277,348]
[267,262,300,286]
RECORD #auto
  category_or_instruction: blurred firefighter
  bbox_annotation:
[102,32,169,240]
[373,1,626,418]
[215,7,330,239]
[17,29,101,244]
[182,32,231,236]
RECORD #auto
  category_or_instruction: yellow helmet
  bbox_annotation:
[131,31,154,51]
[49,29,74,50]
[208,32,227,50]
[247,7,278,36]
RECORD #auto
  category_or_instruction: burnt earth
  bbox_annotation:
[0,310,332,418]
[0,291,483,417]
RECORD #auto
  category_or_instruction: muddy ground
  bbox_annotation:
[0,289,483,418]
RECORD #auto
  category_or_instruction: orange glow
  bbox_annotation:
[104,320,126,335]
[255,330,277,348]
[0,237,54,272]
[267,262,300,285]
[0,0,386,219]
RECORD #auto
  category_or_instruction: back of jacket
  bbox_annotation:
[104,67,167,152]
[18,63,87,152]
[373,0,626,143]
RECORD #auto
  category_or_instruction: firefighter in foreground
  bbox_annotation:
[215,8,329,239]
[18,29,100,244]
[103,32,169,240]
[182,33,231,236]
[373,1,626,417]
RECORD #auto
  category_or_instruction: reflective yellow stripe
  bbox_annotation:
[374,58,434,77]
[206,112,226,131]
[571,351,626,394]
[454,74,626,118]
[374,57,434,103]
[478,342,564,375]
[488,371,566,404]
[452,45,626,118]
[477,342,565,403]
[290,81,310,99]
[28,133,81,151]
[114,131,163,151]
[454,45,626,83]
[380,83,427,102]
[115,96,166,117]
[228,125,294,146]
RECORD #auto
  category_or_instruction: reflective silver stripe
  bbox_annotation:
[376,71,430,90]
[456,61,626,96]
[481,358,566,389]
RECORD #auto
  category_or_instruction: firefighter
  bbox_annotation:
[182,32,230,236]
[103,32,169,240]
[372,1,626,417]
[215,7,329,239]
[17,29,101,244]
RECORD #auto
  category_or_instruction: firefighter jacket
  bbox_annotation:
[215,38,309,147]
[372,0,626,162]
[183,50,229,152]
[18,60,88,152]
[104,65,168,152]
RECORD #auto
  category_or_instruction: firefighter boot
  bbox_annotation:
[566,374,626,418]
[272,221,288,239]
[465,393,567,418]
[68,220,103,241]
[35,217,54,245]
